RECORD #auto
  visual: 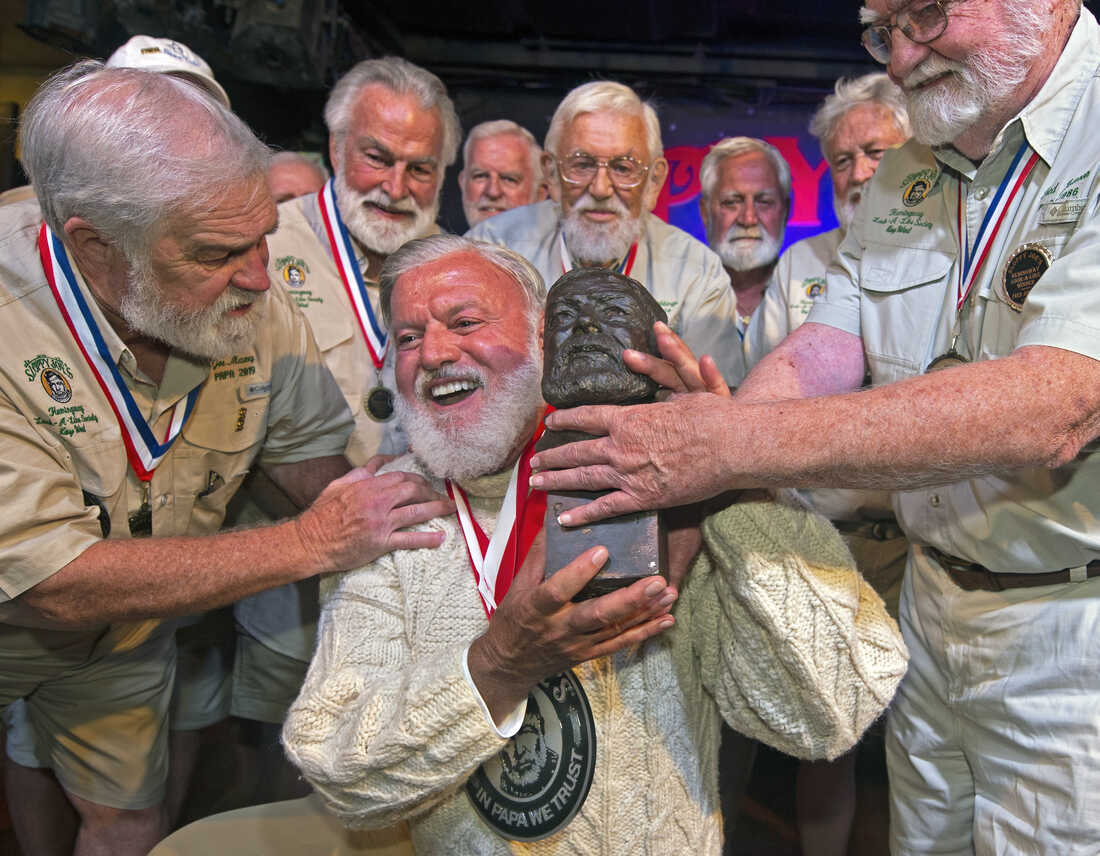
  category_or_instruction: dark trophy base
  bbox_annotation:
[537,430,667,601]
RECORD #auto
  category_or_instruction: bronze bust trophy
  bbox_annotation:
[538,268,668,599]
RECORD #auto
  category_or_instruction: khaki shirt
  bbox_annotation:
[467,200,746,384]
[745,227,894,523]
[0,199,352,629]
[744,227,842,370]
[807,8,1100,572]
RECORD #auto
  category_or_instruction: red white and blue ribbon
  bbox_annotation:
[317,178,387,369]
[447,417,548,618]
[559,232,638,279]
[955,142,1040,311]
[38,223,200,481]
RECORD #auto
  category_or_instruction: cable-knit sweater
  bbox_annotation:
[282,456,908,855]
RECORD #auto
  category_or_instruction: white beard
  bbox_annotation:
[715,224,783,272]
[560,192,644,267]
[119,259,267,361]
[395,346,544,483]
[334,168,439,256]
[834,187,861,232]
[902,10,1044,147]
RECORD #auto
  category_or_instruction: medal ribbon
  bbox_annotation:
[558,232,638,278]
[447,416,548,618]
[38,224,200,482]
[317,178,387,369]
[955,142,1039,312]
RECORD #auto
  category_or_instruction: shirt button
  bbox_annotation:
[158,494,169,507]
[974,187,989,201]
[929,494,941,507]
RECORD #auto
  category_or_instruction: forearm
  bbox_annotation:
[719,345,1100,491]
[23,517,317,626]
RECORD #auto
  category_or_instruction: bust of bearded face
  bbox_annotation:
[541,269,667,409]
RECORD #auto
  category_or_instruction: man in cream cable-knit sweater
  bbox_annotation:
[282,235,908,854]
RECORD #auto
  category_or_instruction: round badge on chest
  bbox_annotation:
[466,669,596,841]
[1001,242,1051,312]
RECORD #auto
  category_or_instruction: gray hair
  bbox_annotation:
[268,150,328,181]
[379,235,546,327]
[544,81,663,162]
[324,57,461,167]
[700,137,792,209]
[809,73,911,148]
[19,61,270,261]
[463,119,543,181]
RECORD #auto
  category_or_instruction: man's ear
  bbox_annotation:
[542,153,561,204]
[645,156,669,212]
[536,308,545,353]
[62,217,126,288]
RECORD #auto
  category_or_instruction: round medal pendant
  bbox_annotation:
[364,386,394,421]
[1001,242,1052,312]
[466,669,596,841]
[925,349,969,373]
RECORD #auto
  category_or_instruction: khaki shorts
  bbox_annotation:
[230,624,309,724]
[169,608,234,731]
[1,622,175,810]
[169,611,309,728]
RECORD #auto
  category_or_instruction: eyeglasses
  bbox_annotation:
[861,0,950,64]
[554,153,650,189]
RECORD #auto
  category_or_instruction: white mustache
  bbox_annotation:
[903,55,964,90]
[362,187,418,216]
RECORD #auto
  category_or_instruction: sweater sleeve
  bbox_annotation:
[281,554,508,828]
[680,494,909,761]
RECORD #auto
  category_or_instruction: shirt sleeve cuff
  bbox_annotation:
[462,643,525,738]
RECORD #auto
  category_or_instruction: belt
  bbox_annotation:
[925,546,1100,592]
[832,518,904,541]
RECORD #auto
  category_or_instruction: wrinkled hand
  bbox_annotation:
[622,321,731,398]
[294,466,454,574]
[530,392,740,526]
[468,531,677,722]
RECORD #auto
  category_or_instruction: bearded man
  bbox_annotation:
[0,63,450,856]
[698,137,791,342]
[282,235,907,854]
[211,58,461,794]
[529,0,1100,851]
[467,81,744,384]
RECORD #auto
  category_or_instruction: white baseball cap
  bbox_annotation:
[106,35,230,108]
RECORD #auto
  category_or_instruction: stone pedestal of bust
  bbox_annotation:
[537,268,669,599]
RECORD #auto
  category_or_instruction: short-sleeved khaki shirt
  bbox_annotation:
[0,199,353,630]
[266,191,438,467]
[807,9,1100,572]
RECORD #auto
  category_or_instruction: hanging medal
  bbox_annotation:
[453,418,597,841]
[316,179,394,421]
[39,224,201,536]
[928,143,1039,372]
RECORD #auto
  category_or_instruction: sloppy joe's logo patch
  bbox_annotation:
[804,278,826,299]
[1001,242,1052,312]
[40,369,72,403]
[275,255,310,287]
[25,355,75,403]
[466,669,595,841]
[902,178,931,207]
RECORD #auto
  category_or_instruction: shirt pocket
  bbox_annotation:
[860,243,955,383]
[173,384,271,533]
